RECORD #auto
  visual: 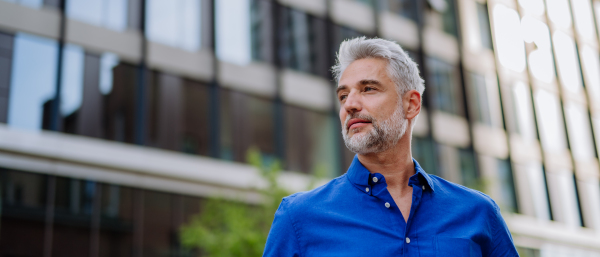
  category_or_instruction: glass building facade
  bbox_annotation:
[0,0,599,256]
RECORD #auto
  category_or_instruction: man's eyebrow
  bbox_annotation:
[336,85,347,94]
[359,79,381,86]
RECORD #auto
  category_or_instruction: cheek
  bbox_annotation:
[339,110,347,125]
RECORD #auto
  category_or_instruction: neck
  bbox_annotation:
[357,133,414,189]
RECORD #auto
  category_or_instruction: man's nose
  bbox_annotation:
[343,91,362,113]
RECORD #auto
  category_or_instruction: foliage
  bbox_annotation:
[179,148,292,257]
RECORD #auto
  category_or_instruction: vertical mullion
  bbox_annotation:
[209,0,221,158]
[135,0,148,145]
[43,176,56,257]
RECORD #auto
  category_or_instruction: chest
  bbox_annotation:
[297,192,489,257]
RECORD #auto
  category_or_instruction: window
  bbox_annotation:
[412,136,438,176]
[2,0,50,9]
[476,2,493,50]
[279,7,328,77]
[564,103,596,160]
[383,0,418,21]
[515,162,551,220]
[145,72,211,156]
[220,89,276,163]
[147,0,202,52]
[58,46,139,144]
[7,33,58,131]
[99,184,134,257]
[0,32,13,123]
[250,0,274,63]
[52,178,95,256]
[546,0,572,29]
[427,57,463,116]
[0,169,48,256]
[580,45,600,105]
[459,149,478,190]
[570,0,597,41]
[67,0,132,31]
[509,82,537,141]
[493,5,526,72]
[553,32,583,94]
[441,0,458,37]
[468,73,493,126]
[521,16,555,83]
[284,105,339,175]
[546,170,583,227]
[534,89,567,153]
[497,159,518,213]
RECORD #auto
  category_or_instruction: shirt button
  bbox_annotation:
[422,185,425,190]
[385,202,390,208]
[366,187,370,193]
[372,177,378,183]
[406,237,411,244]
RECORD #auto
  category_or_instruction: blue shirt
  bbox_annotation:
[263,156,519,257]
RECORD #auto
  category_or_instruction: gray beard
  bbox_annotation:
[342,103,408,154]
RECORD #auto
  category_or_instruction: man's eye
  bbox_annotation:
[364,87,374,92]
[339,95,347,101]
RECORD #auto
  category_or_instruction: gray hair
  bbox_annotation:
[332,37,425,96]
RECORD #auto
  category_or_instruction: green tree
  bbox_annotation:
[179,148,291,257]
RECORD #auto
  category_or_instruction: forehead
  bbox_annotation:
[338,58,392,87]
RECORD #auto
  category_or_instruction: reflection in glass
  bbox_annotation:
[570,0,596,41]
[459,149,478,189]
[220,89,275,163]
[8,33,58,131]
[60,44,85,118]
[4,0,43,8]
[0,169,47,256]
[547,171,583,227]
[216,0,250,64]
[493,5,526,72]
[521,16,554,83]
[279,7,328,77]
[580,46,600,104]
[412,137,437,176]
[511,82,537,141]
[284,105,338,175]
[147,0,201,52]
[67,0,128,31]
[427,57,463,116]
[52,178,95,256]
[383,0,417,21]
[99,184,134,257]
[553,32,583,94]
[497,159,518,213]
[518,0,544,16]
[522,162,551,220]
[143,191,176,256]
[468,73,492,126]
[534,90,567,152]
[476,2,493,50]
[564,103,595,160]
[146,73,210,156]
[546,0,572,29]
[58,44,138,143]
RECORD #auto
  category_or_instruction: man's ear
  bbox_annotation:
[403,90,421,120]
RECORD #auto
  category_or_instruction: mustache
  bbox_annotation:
[344,113,376,130]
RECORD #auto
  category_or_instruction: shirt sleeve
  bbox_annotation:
[263,198,301,257]
[487,201,519,257]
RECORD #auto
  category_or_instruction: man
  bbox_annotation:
[263,37,518,256]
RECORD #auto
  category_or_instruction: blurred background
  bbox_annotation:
[0,0,599,256]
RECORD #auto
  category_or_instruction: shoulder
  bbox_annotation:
[429,174,499,212]
[279,174,350,214]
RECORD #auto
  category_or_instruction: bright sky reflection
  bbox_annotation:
[546,0,572,29]
[8,33,58,131]
[521,16,554,83]
[216,0,251,65]
[493,5,526,72]
[553,32,582,93]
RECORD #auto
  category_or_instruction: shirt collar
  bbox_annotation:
[346,155,435,191]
